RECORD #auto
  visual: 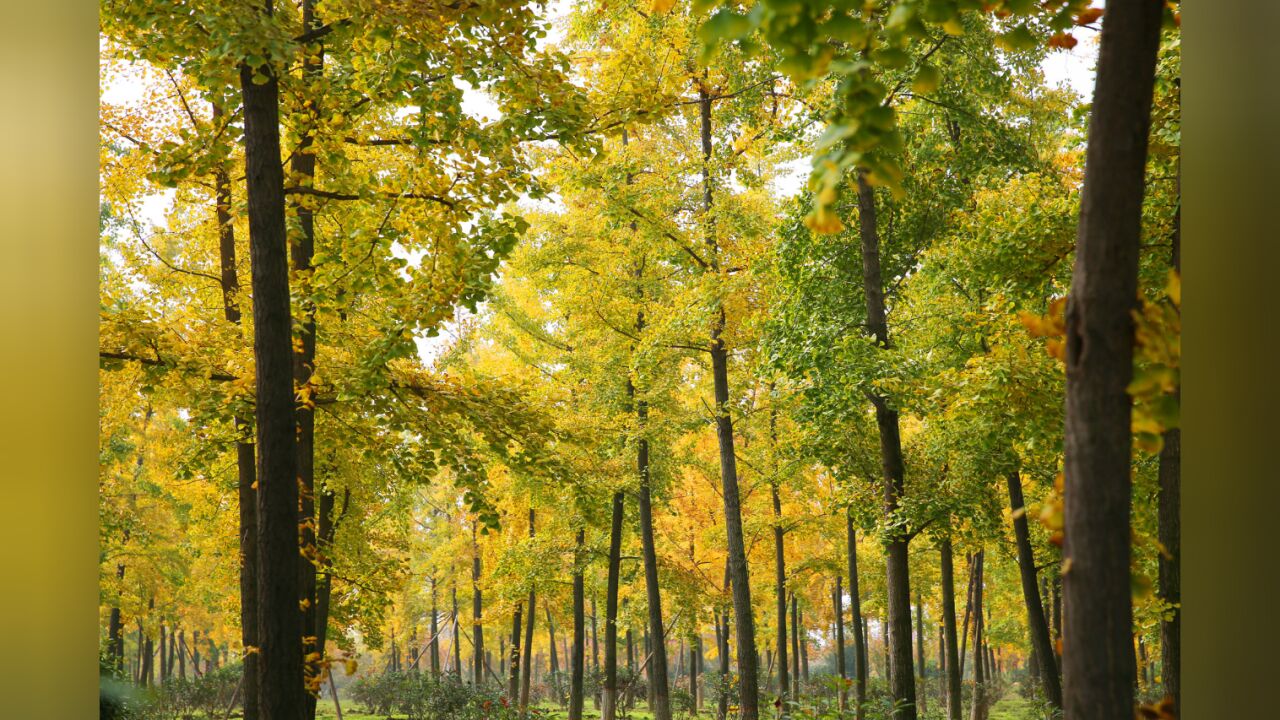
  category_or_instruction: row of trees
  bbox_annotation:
[100,2,1180,720]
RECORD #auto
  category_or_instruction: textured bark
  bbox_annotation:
[833,576,847,711]
[968,552,986,720]
[939,541,961,720]
[636,386,671,720]
[915,594,926,714]
[771,480,789,702]
[603,490,625,720]
[473,526,484,687]
[1061,3,1163,719]
[547,605,562,704]
[521,512,537,713]
[569,529,587,720]
[700,84,759,720]
[790,593,800,701]
[452,585,461,678]
[508,603,523,700]
[846,514,867,720]
[240,4,303,714]
[430,576,441,676]
[1006,472,1062,707]
[690,636,700,709]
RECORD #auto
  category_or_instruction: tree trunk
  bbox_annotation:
[239,6,304,713]
[846,514,867,719]
[790,593,800,701]
[636,384,671,720]
[915,594,926,714]
[855,169,917,720]
[431,576,441,677]
[968,552,986,720]
[473,525,484,687]
[1061,2,1163,718]
[547,604,562,704]
[834,576,847,712]
[570,529,586,720]
[691,635,700,710]
[452,585,462,679]
[603,489,625,720]
[940,540,961,720]
[771,480,789,703]
[1006,472,1062,707]
[521,511,537,713]
[508,602,523,700]
[958,555,976,680]
[700,84,759,720]
[290,4,323,718]
[178,630,186,680]
[799,608,808,682]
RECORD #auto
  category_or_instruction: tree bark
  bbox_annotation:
[1158,200,1181,713]
[239,4,303,715]
[854,168,917,720]
[940,540,961,720]
[790,593,800,701]
[452,585,461,678]
[431,575,441,676]
[834,576,847,712]
[1061,2,1163,718]
[968,552,986,720]
[603,489,625,720]
[1006,471,1062,707]
[846,514,867,719]
[771,480,788,703]
[508,602,523,700]
[570,528,587,720]
[473,524,484,687]
[521,511,537,713]
[636,382,671,720]
[915,593,926,714]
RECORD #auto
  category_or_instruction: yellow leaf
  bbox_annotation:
[651,0,676,13]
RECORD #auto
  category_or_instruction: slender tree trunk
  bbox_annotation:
[799,608,808,682]
[626,627,636,711]
[771,479,789,703]
[940,540,962,720]
[1061,2,1163,718]
[790,593,800,701]
[699,83,759,720]
[915,594,926,714]
[521,511,537,714]
[452,585,462,679]
[290,4,323,719]
[547,604,562,704]
[968,553,986,720]
[473,525,484,687]
[959,555,976,681]
[847,513,867,719]
[239,6,304,714]
[834,576,847,711]
[636,386,671,720]
[1158,197,1181,712]
[690,635,700,710]
[431,575,441,677]
[570,529,587,720]
[509,602,523,700]
[1006,472,1062,707]
[213,96,261,720]
[603,489,625,720]
[855,169,917,720]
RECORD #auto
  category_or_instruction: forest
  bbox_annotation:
[98,2,1181,720]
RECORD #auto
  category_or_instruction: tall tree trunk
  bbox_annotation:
[1061,2,1163,718]
[1158,200,1181,714]
[159,624,167,682]
[508,602,523,700]
[636,385,671,720]
[846,513,867,720]
[290,4,323,719]
[570,529,586,720]
[239,4,303,714]
[547,604,562,704]
[452,585,462,679]
[958,555,976,680]
[213,96,261,720]
[915,594,926,715]
[473,525,484,687]
[855,169,917,720]
[1006,472,1062,707]
[799,608,808,682]
[430,575,441,677]
[940,540,961,720]
[833,576,847,712]
[968,553,986,720]
[790,593,800,701]
[521,511,537,714]
[771,479,789,703]
[603,489,625,720]
[690,635,700,710]
[700,84,760,720]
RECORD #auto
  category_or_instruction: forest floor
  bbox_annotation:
[314,690,1041,720]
